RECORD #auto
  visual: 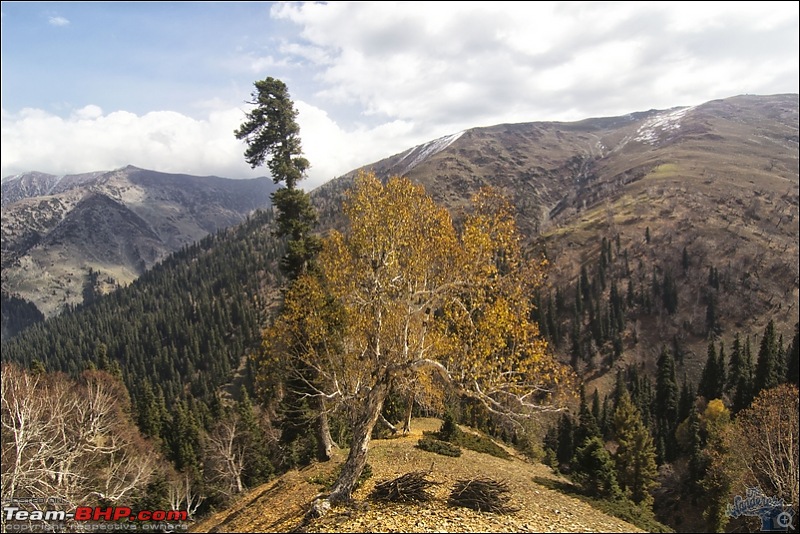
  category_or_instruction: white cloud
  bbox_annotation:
[2,2,797,192]
[0,102,412,191]
[1,106,261,182]
[48,15,69,26]
[273,1,799,130]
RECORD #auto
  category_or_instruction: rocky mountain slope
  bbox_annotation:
[1,166,276,319]
[316,93,799,392]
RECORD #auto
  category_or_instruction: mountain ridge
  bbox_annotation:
[2,93,796,532]
[1,166,277,321]
[314,92,798,396]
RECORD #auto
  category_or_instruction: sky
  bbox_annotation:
[2,2,798,191]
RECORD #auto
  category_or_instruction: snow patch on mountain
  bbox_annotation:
[633,106,694,144]
[395,131,465,175]
[615,106,694,151]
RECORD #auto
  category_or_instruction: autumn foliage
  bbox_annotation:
[257,171,573,503]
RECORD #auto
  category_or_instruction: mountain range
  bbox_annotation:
[320,93,798,387]
[1,166,277,321]
[2,93,797,532]
[4,94,798,373]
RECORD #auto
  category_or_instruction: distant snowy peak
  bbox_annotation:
[395,131,465,175]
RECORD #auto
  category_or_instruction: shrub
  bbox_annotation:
[416,436,462,457]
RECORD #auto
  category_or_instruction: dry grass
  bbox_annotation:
[192,419,642,533]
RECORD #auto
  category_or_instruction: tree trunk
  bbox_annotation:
[402,394,414,433]
[315,397,338,461]
[328,379,389,503]
[378,413,399,434]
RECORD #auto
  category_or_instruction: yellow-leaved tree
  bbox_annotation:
[258,171,573,506]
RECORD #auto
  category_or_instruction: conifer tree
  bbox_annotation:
[236,77,334,462]
[699,340,724,401]
[655,347,679,462]
[678,372,695,423]
[727,333,744,393]
[686,402,705,487]
[754,320,780,397]
[236,388,274,487]
[613,390,659,507]
[557,413,575,468]
[234,76,319,278]
[613,369,627,408]
[716,341,727,398]
[573,436,622,499]
[787,323,799,387]
[575,384,601,448]
[732,337,755,414]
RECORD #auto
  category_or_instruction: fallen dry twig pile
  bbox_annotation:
[448,477,519,514]
[370,469,440,503]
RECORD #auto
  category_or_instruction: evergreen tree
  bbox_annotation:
[556,413,575,469]
[236,77,334,462]
[678,372,695,423]
[655,347,679,462]
[754,319,780,397]
[237,388,274,487]
[573,436,622,499]
[787,323,799,387]
[575,384,601,448]
[732,336,755,414]
[234,77,309,188]
[776,334,786,381]
[698,340,724,401]
[601,395,612,440]
[727,333,744,393]
[235,77,319,278]
[716,341,727,399]
[686,402,704,486]
[706,295,719,336]
[613,390,659,507]
[682,246,689,273]
[613,369,627,409]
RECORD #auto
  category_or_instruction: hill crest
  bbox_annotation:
[192,418,644,533]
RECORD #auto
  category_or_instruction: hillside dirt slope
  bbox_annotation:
[193,418,641,533]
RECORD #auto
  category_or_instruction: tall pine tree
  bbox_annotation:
[236,77,333,462]
[655,347,679,462]
[699,340,724,401]
[754,320,780,397]
[613,390,659,507]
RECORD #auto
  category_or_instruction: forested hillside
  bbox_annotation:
[2,92,798,532]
